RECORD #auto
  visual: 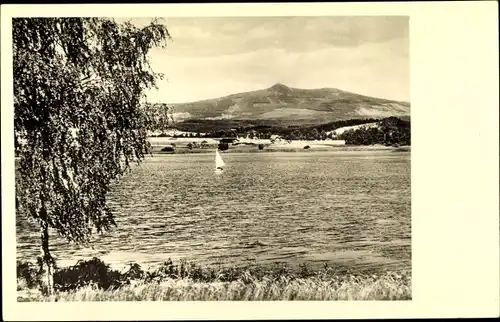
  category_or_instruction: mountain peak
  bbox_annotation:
[269,83,292,93]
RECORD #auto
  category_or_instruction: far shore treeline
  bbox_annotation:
[147,115,411,146]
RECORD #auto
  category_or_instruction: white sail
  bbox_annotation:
[215,149,225,170]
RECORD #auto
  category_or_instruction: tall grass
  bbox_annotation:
[17,258,411,301]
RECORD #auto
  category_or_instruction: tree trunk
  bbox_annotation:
[40,223,54,295]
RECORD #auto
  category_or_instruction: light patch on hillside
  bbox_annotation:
[259,108,328,119]
[384,102,411,113]
[329,122,380,136]
[357,107,394,117]
[204,103,243,120]
[357,103,409,117]
[171,112,193,121]
[205,114,234,120]
[227,103,241,114]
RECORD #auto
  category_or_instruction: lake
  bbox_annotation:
[16,150,411,273]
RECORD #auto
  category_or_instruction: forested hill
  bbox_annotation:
[163,83,410,129]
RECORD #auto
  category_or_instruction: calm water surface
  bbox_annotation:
[16,151,411,273]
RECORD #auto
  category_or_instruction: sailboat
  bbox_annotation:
[215,149,225,174]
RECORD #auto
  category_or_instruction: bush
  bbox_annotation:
[17,258,412,301]
[160,146,174,152]
[303,145,310,149]
[258,144,264,150]
[53,257,124,291]
[218,143,229,151]
[121,263,145,281]
[17,260,44,289]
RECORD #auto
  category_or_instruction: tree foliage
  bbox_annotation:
[13,17,170,291]
[143,102,174,135]
[338,117,411,146]
[161,117,381,140]
[148,115,410,146]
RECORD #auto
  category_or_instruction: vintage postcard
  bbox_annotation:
[2,2,498,321]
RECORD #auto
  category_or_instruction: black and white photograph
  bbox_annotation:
[2,2,498,317]
[12,14,412,301]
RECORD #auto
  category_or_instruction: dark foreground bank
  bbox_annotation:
[17,257,411,301]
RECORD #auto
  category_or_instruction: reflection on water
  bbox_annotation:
[16,151,411,273]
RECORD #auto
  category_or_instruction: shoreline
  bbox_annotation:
[149,144,411,155]
[17,257,411,301]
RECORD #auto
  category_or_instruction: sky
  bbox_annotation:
[119,16,409,103]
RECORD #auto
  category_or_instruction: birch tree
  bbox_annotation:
[13,17,170,293]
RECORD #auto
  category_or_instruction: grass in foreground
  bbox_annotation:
[17,258,411,301]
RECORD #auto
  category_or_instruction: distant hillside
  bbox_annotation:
[168,83,410,130]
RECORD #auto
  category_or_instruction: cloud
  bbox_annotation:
[147,16,409,57]
[147,41,409,103]
[134,16,409,102]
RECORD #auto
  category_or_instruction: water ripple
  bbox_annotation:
[16,151,411,273]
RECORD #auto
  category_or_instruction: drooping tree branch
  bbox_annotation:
[14,18,171,293]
